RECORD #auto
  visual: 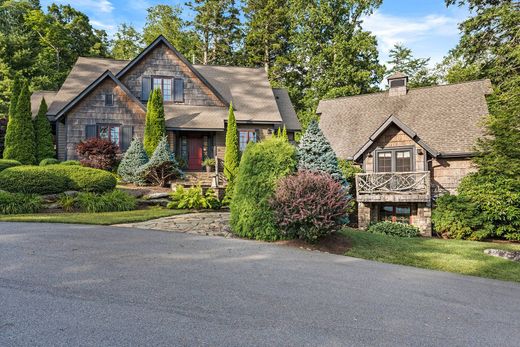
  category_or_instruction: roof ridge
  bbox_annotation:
[320,78,492,104]
[77,56,130,62]
[194,64,264,70]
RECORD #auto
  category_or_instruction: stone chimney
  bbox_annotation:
[387,72,408,97]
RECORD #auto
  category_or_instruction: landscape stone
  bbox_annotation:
[484,249,520,262]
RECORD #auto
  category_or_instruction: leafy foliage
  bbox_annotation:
[39,158,60,166]
[168,185,220,209]
[0,191,42,215]
[76,138,119,171]
[76,190,137,213]
[143,89,166,156]
[368,222,420,238]
[33,98,55,162]
[118,138,149,184]
[112,23,144,60]
[3,80,35,164]
[297,120,345,183]
[230,137,297,241]
[139,136,181,186]
[0,165,116,195]
[57,194,76,212]
[0,159,21,172]
[60,160,80,166]
[0,117,7,157]
[271,171,350,243]
[387,43,437,87]
[223,103,239,200]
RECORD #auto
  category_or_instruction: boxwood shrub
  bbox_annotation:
[367,221,420,238]
[0,191,42,214]
[39,158,60,166]
[60,160,80,166]
[0,165,116,195]
[0,159,21,172]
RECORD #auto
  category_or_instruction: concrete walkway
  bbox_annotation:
[114,211,232,237]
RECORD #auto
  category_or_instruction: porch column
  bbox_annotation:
[357,202,371,230]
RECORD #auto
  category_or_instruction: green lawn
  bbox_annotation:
[341,228,520,283]
[0,208,188,225]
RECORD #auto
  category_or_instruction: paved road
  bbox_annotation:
[1,223,519,346]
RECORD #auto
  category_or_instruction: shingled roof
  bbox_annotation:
[42,37,300,131]
[317,79,493,159]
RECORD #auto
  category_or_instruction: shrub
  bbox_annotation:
[0,159,21,171]
[168,185,220,209]
[0,191,42,214]
[33,98,55,162]
[3,80,36,164]
[0,117,7,157]
[143,88,166,156]
[230,137,297,241]
[297,120,345,183]
[368,221,420,238]
[76,190,137,213]
[0,166,72,194]
[39,158,60,166]
[76,137,119,170]
[0,165,116,194]
[270,171,350,242]
[57,194,76,212]
[118,137,149,184]
[138,136,181,186]
[223,102,239,200]
[60,160,80,166]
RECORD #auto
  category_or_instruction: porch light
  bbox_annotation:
[417,148,424,155]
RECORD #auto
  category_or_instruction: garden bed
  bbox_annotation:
[276,232,351,255]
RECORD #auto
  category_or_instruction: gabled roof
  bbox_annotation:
[318,79,492,159]
[272,88,301,131]
[387,72,408,80]
[116,36,228,107]
[353,115,438,161]
[53,70,145,120]
[31,91,57,119]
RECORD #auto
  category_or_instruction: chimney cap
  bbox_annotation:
[387,72,408,81]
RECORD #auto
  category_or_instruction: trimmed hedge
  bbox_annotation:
[0,165,116,195]
[367,221,420,238]
[0,191,42,214]
[0,159,21,172]
[60,160,80,166]
[39,158,60,166]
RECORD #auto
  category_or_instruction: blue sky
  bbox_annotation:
[40,0,469,67]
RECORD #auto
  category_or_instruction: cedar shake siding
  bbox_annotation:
[119,42,224,107]
[318,74,492,236]
[63,78,146,159]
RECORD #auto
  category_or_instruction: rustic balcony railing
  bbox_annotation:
[355,171,431,202]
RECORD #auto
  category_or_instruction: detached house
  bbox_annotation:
[31,35,300,184]
[318,73,492,235]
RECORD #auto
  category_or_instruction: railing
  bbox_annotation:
[355,171,431,201]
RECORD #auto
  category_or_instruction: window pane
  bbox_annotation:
[239,131,248,151]
[395,206,411,224]
[379,205,394,222]
[99,126,109,140]
[377,152,392,172]
[163,79,172,101]
[110,126,120,145]
[153,78,162,92]
[395,150,411,172]
[174,79,184,102]
[105,94,113,106]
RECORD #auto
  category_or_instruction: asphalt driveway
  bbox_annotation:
[1,223,519,346]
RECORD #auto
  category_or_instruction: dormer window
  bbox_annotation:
[389,79,405,88]
[144,76,185,103]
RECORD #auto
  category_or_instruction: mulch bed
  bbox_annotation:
[276,232,352,255]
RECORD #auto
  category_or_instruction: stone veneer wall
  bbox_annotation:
[120,43,224,107]
[430,157,476,196]
[63,78,146,160]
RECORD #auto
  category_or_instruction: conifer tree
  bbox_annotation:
[223,102,239,198]
[297,120,344,183]
[143,89,166,156]
[118,137,149,184]
[139,136,181,186]
[33,97,55,162]
[4,80,36,164]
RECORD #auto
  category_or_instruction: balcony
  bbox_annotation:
[355,171,431,203]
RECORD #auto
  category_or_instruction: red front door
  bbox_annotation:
[187,137,203,170]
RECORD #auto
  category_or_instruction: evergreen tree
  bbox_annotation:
[118,137,149,184]
[7,78,21,120]
[33,97,55,162]
[3,80,35,164]
[143,89,166,156]
[387,43,437,88]
[223,102,239,198]
[297,120,344,183]
[139,136,181,187]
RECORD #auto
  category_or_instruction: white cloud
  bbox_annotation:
[46,0,114,13]
[90,20,116,32]
[362,11,460,52]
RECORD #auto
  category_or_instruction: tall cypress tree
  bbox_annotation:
[3,80,36,164]
[297,120,344,183]
[224,102,239,198]
[143,89,166,156]
[33,97,55,162]
[3,78,21,158]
